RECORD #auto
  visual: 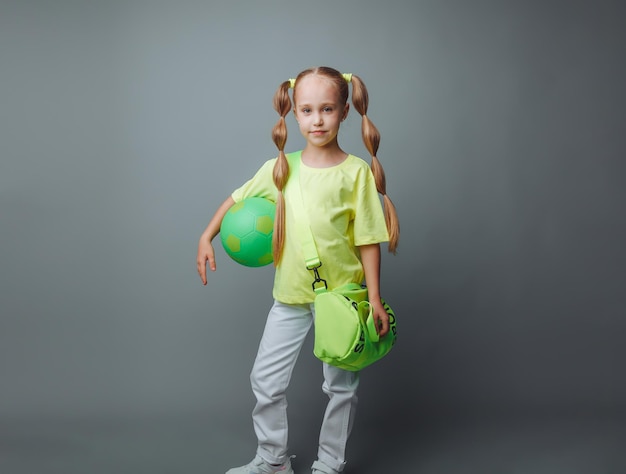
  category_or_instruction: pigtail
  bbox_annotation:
[271,80,293,265]
[351,74,400,253]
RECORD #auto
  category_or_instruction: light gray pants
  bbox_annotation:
[250,300,360,473]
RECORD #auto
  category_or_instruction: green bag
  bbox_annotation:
[284,151,398,371]
[313,283,397,371]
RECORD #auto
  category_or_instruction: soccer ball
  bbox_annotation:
[220,197,275,267]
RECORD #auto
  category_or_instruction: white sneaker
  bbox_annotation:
[226,455,294,474]
[311,460,339,474]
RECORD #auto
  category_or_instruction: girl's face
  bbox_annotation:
[293,75,349,150]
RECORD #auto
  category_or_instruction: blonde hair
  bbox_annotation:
[271,66,400,264]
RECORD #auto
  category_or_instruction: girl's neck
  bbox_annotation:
[301,145,347,168]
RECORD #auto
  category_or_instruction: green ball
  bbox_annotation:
[220,197,276,267]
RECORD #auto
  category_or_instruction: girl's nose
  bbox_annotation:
[313,114,323,126]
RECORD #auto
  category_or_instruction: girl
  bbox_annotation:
[196,66,399,474]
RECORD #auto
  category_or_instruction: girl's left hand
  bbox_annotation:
[371,298,390,337]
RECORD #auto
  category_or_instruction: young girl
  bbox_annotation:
[196,66,399,474]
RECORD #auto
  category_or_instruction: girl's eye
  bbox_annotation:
[324,107,333,112]
[302,108,311,114]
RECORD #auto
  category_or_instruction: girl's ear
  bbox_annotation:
[342,103,350,121]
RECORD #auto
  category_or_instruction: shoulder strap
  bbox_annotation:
[285,151,321,270]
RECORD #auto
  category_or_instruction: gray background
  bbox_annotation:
[1,0,625,472]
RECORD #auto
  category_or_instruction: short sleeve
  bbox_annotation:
[352,168,389,246]
[231,158,278,203]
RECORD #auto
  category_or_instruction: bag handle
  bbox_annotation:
[357,300,380,343]
[364,303,380,343]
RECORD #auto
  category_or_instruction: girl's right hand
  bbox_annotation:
[197,238,216,285]
[195,196,236,286]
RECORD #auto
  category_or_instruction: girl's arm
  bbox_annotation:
[196,196,235,285]
[359,243,390,337]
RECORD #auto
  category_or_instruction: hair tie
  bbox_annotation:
[288,78,296,89]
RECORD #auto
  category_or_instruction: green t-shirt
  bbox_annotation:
[231,151,389,304]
